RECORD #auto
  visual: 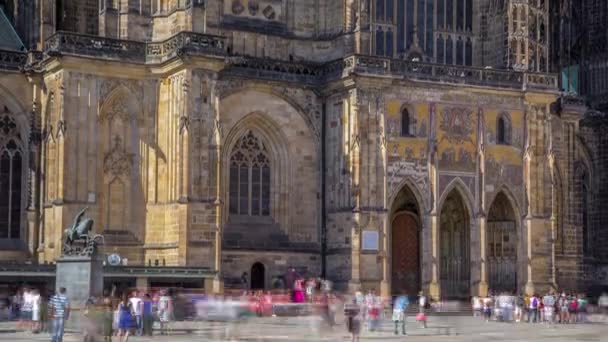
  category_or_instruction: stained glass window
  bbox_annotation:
[229,131,271,216]
[0,114,23,239]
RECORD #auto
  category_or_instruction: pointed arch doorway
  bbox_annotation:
[391,185,421,296]
[487,192,518,293]
[440,190,471,299]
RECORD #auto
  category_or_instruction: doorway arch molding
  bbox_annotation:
[437,177,475,220]
[387,176,428,215]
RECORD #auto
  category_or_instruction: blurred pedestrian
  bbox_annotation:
[21,287,33,332]
[117,293,133,342]
[31,288,41,333]
[577,294,588,323]
[129,291,142,336]
[417,291,428,328]
[101,290,114,342]
[345,299,361,342]
[392,294,409,335]
[472,295,482,318]
[158,289,172,335]
[543,292,556,323]
[558,293,569,323]
[83,297,98,342]
[599,292,608,317]
[528,294,538,323]
[366,289,380,332]
[568,295,578,323]
[50,287,70,342]
[483,294,493,321]
[142,294,153,336]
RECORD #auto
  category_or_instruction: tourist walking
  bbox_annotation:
[21,287,33,332]
[101,291,113,342]
[50,287,70,342]
[417,291,428,328]
[83,297,98,342]
[158,289,172,335]
[577,294,588,323]
[542,292,556,323]
[528,294,538,323]
[558,293,569,323]
[568,295,578,323]
[345,299,361,342]
[31,288,41,333]
[483,294,493,321]
[142,294,153,336]
[117,293,133,342]
[472,295,482,318]
[129,291,143,336]
[392,294,409,335]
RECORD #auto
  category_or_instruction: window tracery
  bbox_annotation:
[0,113,23,239]
[229,131,270,216]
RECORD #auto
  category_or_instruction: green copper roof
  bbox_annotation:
[0,8,25,51]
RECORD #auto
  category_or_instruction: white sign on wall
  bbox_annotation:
[362,231,379,251]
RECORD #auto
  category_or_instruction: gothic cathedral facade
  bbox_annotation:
[0,0,606,298]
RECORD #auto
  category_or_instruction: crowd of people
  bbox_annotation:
[471,290,607,324]
[345,290,430,341]
[2,282,608,341]
[1,285,174,342]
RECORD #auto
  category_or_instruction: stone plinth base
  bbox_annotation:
[55,254,104,329]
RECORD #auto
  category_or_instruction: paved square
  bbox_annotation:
[1,316,607,341]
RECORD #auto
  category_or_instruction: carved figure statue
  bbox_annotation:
[63,207,102,256]
[65,207,93,245]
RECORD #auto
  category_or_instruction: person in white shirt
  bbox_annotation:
[21,288,34,332]
[472,296,482,317]
[128,291,143,336]
[31,289,41,332]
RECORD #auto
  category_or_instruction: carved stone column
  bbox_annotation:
[428,213,439,300]
[380,212,390,298]
[477,215,488,297]
[211,89,223,294]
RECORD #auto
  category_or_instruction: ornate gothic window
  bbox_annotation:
[0,114,23,239]
[229,131,270,216]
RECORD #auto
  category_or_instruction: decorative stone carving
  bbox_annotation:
[56,119,66,138]
[248,0,259,15]
[179,116,190,135]
[231,0,245,14]
[387,159,430,211]
[216,79,321,140]
[262,5,276,20]
[103,135,134,178]
[101,93,139,123]
[99,79,143,103]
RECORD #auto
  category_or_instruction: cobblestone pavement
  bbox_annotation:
[1,316,607,341]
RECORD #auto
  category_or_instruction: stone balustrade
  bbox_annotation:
[0,49,27,72]
[2,31,559,91]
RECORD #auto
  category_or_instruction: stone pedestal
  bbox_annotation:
[55,254,104,329]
